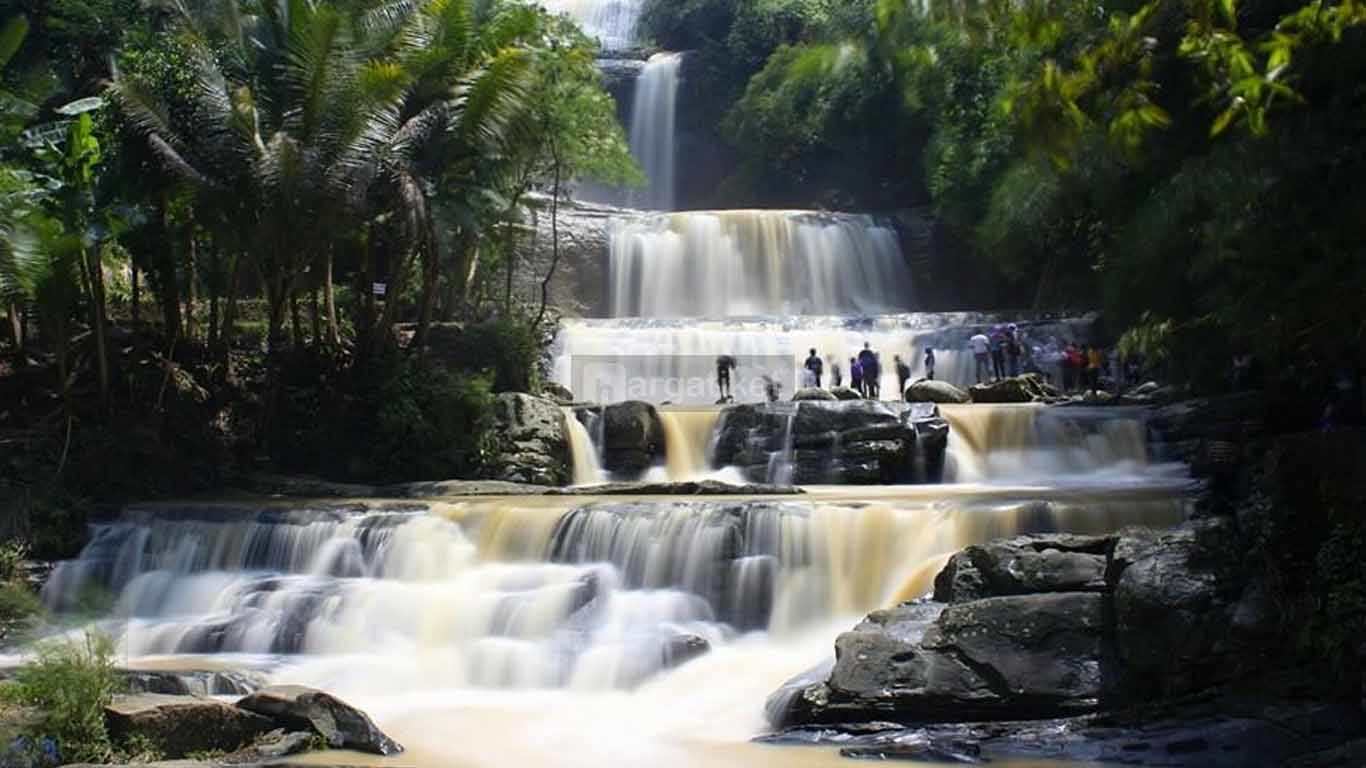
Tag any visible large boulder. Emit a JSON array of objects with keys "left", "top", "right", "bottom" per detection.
[
  {"left": 484, "top": 393, "right": 571, "bottom": 486},
  {"left": 597, "top": 401, "right": 665, "bottom": 479},
  {"left": 968, "top": 373, "right": 1060, "bottom": 403},
  {"left": 236, "top": 685, "right": 403, "bottom": 755},
  {"left": 934, "top": 534, "right": 1112, "bottom": 603},
  {"left": 1112, "top": 518, "right": 1253, "bottom": 698},
  {"left": 830, "top": 386, "right": 863, "bottom": 401},
  {"left": 777, "top": 593, "right": 1109, "bottom": 725},
  {"left": 711, "top": 401, "right": 948, "bottom": 485},
  {"left": 905, "top": 379, "right": 971, "bottom": 405},
  {"left": 541, "top": 382, "right": 575, "bottom": 405},
  {"left": 792, "top": 388, "right": 838, "bottom": 401},
  {"left": 104, "top": 694, "right": 276, "bottom": 758}
]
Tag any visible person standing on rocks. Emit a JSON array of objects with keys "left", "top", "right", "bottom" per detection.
[
  {"left": 1086, "top": 344, "right": 1104, "bottom": 393},
  {"left": 924, "top": 347, "right": 936, "bottom": 381},
  {"left": 970, "top": 330, "right": 991, "bottom": 384},
  {"left": 830, "top": 357, "right": 843, "bottom": 388},
  {"left": 1006, "top": 323, "right": 1022, "bottom": 377},
  {"left": 894, "top": 355, "right": 911, "bottom": 398},
  {"left": 850, "top": 356, "right": 864, "bottom": 397},
  {"left": 804, "top": 348, "right": 824, "bottom": 388},
  {"left": 989, "top": 327, "right": 1008, "bottom": 381},
  {"left": 716, "top": 354, "right": 737, "bottom": 402},
  {"left": 859, "top": 343, "right": 880, "bottom": 399}
]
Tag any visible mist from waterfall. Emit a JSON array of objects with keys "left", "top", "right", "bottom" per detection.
[{"left": 626, "top": 53, "right": 682, "bottom": 211}]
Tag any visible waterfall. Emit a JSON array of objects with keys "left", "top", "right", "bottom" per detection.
[
  {"left": 765, "top": 409, "right": 797, "bottom": 486},
  {"left": 608, "top": 210, "right": 913, "bottom": 318},
  {"left": 626, "top": 53, "right": 681, "bottom": 211},
  {"left": 539, "top": 0, "right": 644, "bottom": 51},
  {"left": 659, "top": 408, "right": 721, "bottom": 480},
  {"left": 939, "top": 404, "right": 1166, "bottom": 483},
  {"left": 564, "top": 408, "right": 606, "bottom": 485}
]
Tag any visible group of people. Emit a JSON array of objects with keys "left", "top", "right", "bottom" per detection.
[
  {"left": 803, "top": 343, "right": 921, "bottom": 399},
  {"left": 968, "top": 324, "right": 1027, "bottom": 384},
  {"left": 1059, "top": 341, "right": 1107, "bottom": 393}
]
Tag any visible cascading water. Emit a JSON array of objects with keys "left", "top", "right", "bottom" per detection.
[
  {"left": 626, "top": 53, "right": 682, "bottom": 211},
  {"left": 539, "top": 0, "right": 645, "bottom": 51},
  {"left": 608, "top": 211, "right": 913, "bottom": 318},
  {"left": 565, "top": 408, "right": 606, "bottom": 485},
  {"left": 658, "top": 408, "right": 721, "bottom": 480}
]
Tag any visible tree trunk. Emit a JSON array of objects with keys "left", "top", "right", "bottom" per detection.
[
  {"left": 535, "top": 143, "right": 562, "bottom": 331},
  {"left": 184, "top": 229, "right": 197, "bottom": 343},
  {"left": 7, "top": 302, "right": 21, "bottom": 351},
  {"left": 289, "top": 289, "right": 303, "bottom": 348},
  {"left": 324, "top": 249, "right": 339, "bottom": 347},
  {"left": 207, "top": 248, "right": 221, "bottom": 352},
  {"left": 130, "top": 261, "right": 140, "bottom": 323},
  {"left": 83, "top": 244, "right": 111, "bottom": 410},
  {"left": 504, "top": 231, "right": 516, "bottom": 314},
  {"left": 159, "top": 206, "right": 182, "bottom": 345},
  {"left": 309, "top": 284, "right": 321, "bottom": 345},
  {"left": 215, "top": 254, "right": 243, "bottom": 379},
  {"left": 413, "top": 230, "right": 441, "bottom": 354}
]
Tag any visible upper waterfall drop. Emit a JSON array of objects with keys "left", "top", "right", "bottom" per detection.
[
  {"left": 608, "top": 210, "right": 914, "bottom": 318},
  {"left": 626, "top": 52, "right": 682, "bottom": 211},
  {"left": 539, "top": 0, "right": 644, "bottom": 51}
]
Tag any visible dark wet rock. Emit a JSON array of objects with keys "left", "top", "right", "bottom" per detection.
[
  {"left": 483, "top": 393, "right": 571, "bottom": 487},
  {"left": 236, "top": 685, "right": 402, "bottom": 755},
  {"left": 792, "top": 388, "right": 838, "bottom": 401},
  {"left": 662, "top": 634, "right": 711, "bottom": 669},
  {"left": 122, "top": 669, "right": 266, "bottom": 697},
  {"left": 761, "top": 698, "right": 1365, "bottom": 768},
  {"left": 840, "top": 737, "right": 985, "bottom": 763},
  {"left": 830, "top": 386, "right": 863, "bottom": 400},
  {"left": 104, "top": 694, "right": 276, "bottom": 758},
  {"left": 780, "top": 594, "right": 1108, "bottom": 725},
  {"left": 1112, "top": 518, "right": 1250, "bottom": 698},
  {"left": 712, "top": 401, "right": 949, "bottom": 485},
  {"left": 598, "top": 401, "right": 666, "bottom": 479},
  {"left": 550, "top": 480, "right": 802, "bottom": 495},
  {"left": 387, "top": 479, "right": 549, "bottom": 497},
  {"left": 234, "top": 472, "right": 381, "bottom": 498},
  {"left": 541, "top": 381, "right": 575, "bottom": 405},
  {"left": 905, "top": 379, "right": 971, "bottom": 405},
  {"left": 968, "top": 373, "right": 1061, "bottom": 403},
  {"left": 218, "top": 729, "right": 316, "bottom": 763},
  {"left": 933, "top": 534, "right": 1113, "bottom": 603}
]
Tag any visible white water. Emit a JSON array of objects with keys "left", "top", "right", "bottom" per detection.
[
  {"left": 539, "top": 0, "right": 645, "bottom": 51},
  {"left": 608, "top": 211, "right": 914, "bottom": 318},
  {"left": 553, "top": 314, "right": 1095, "bottom": 404},
  {"left": 565, "top": 408, "right": 607, "bottom": 485},
  {"left": 627, "top": 53, "right": 682, "bottom": 211}
]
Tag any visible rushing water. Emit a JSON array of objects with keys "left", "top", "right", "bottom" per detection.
[
  {"left": 607, "top": 211, "right": 913, "bottom": 318},
  {"left": 539, "top": 0, "right": 645, "bottom": 51},
  {"left": 627, "top": 53, "right": 682, "bottom": 211}
]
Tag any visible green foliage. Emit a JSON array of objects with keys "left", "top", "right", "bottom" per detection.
[
  {"left": 444, "top": 317, "right": 544, "bottom": 393},
  {"left": 371, "top": 357, "right": 495, "bottom": 481},
  {"left": 10, "top": 632, "right": 121, "bottom": 764}
]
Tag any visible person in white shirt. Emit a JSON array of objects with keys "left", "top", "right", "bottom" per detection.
[{"left": 969, "top": 330, "right": 991, "bottom": 384}]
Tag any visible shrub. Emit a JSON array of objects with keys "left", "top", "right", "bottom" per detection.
[
  {"left": 0, "top": 541, "right": 26, "bottom": 583},
  {"left": 370, "top": 359, "right": 496, "bottom": 481},
  {"left": 10, "top": 633, "right": 121, "bottom": 764},
  {"left": 441, "top": 318, "right": 544, "bottom": 393}
]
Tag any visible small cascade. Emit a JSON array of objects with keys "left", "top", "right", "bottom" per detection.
[
  {"left": 627, "top": 53, "right": 682, "bottom": 211},
  {"left": 608, "top": 211, "right": 913, "bottom": 318},
  {"left": 564, "top": 408, "right": 606, "bottom": 485},
  {"left": 940, "top": 404, "right": 1162, "bottom": 483},
  {"left": 659, "top": 408, "right": 721, "bottom": 480},
  {"left": 765, "top": 409, "right": 797, "bottom": 486},
  {"left": 539, "top": 0, "right": 645, "bottom": 51}
]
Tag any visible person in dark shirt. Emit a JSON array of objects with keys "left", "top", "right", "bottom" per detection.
[
  {"left": 894, "top": 355, "right": 911, "bottom": 399},
  {"left": 924, "top": 347, "right": 936, "bottom": 381},
  {"left": 716, "top": 355, "right": 737, "bottom": 401},
  {"left": 803, "top": 348, "right": 824, "bottom": 388},
  {"left": 858, "top": 343, "right": 880, "bottom": 399},
  {"left": 850, "top": 356, "right": 863, "bottom": 396}
]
